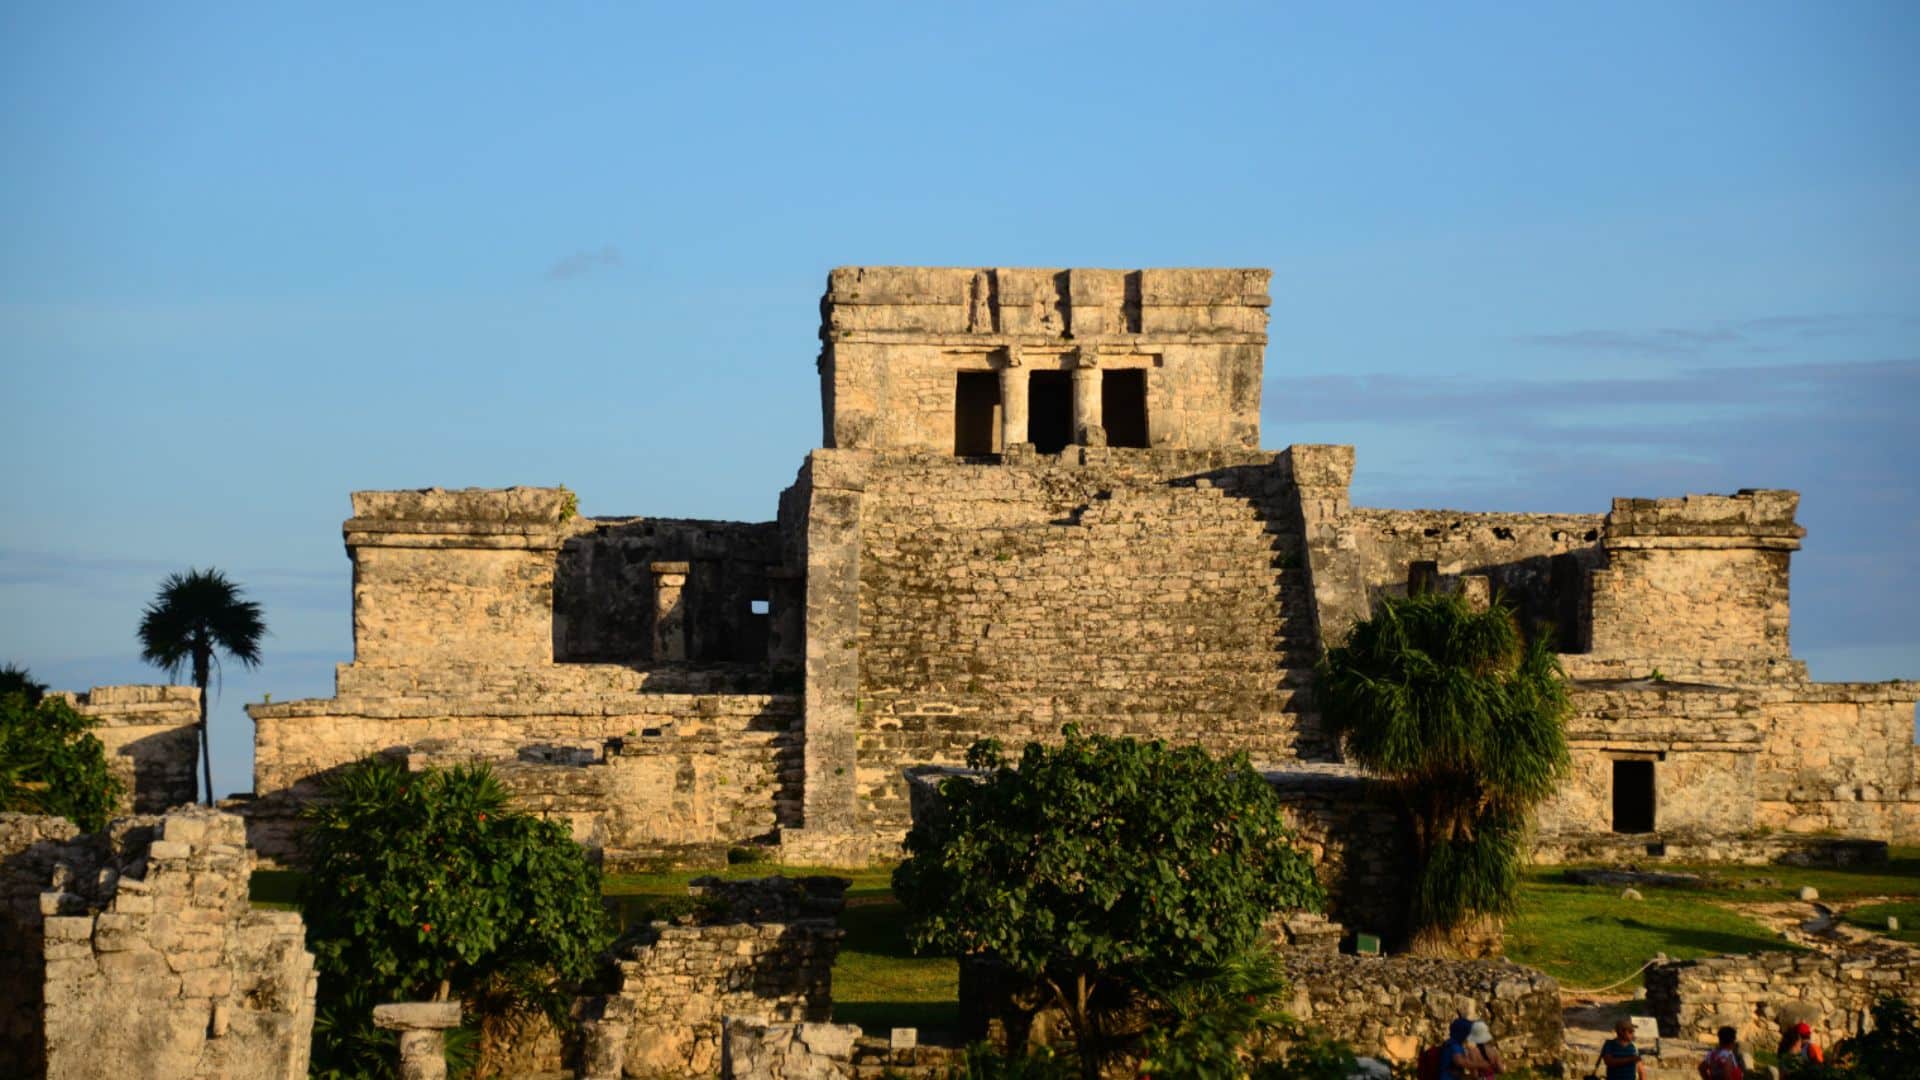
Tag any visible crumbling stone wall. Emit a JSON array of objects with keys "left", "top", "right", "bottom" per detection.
[
  {"left": 0, "top": 813, "right": 81, "bottom": 1075},
  {"left": 596, "top": 876, "right": 846, "bottom": 1078},
  {"left": 723, "top": 1020, "right": 960, "bottom": 1079},
  {"left": 2, "top": 808, "right": 316, "bottom": 1080},
  {"left": 50, "top": 684, "right": 200, "bottom": 812},
  {"left": 247, "top": 685, "right": 800, "bottom": 866},
  {"left": 1646, "top": 950, "right": 1920, "bottom": 1044},
  {"left": 554, "top": 517, "right": 781, "bottom": 664},
  {"left": 1281, "top": 955, "right": 1563, "bottom": 1071},
  {"left": 1263, "top": 765, "right": 1409, "bottom": 937},
  {"left": 1341, "top": 507, "right": 1605, "bottom": 644}
]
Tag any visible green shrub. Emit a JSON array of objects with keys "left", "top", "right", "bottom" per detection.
[
  {"left": 0, "top": 691, "right": 122, "bottom": 831},
  {"left": 896, "top": 728, "right": 1323, "bottom": 1078},
  {"left": 302, "top": 758, "right": 611, "bottom": 1077}
]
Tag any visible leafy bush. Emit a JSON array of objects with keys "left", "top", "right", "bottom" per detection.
[
  {"left": 896, "top": 728, "right": 1323, "bottom": 1077},
  {"left": 303, "top": 758, "right": 611, "bottom": 1078},
  {"left": 1140, "top": 951, "right": 1360, "bottom": 1080},
  {"left": 0, "top": 690, "right": 123, "bottom": 831},
  {"left": 944, "top": 1042, "right": 1076, "bottom": 1080}
]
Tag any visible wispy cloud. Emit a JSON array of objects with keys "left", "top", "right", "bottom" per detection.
[
  {"left": 547, "top": 245, "right": 623, "bottom": 281},
  {"left": 1510, "top": 314, "right": 1892, "bottom": 356}
]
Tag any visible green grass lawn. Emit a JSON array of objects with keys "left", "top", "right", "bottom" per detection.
[
  {"left": 1505, "top": 875, "right": 1798, "bottom": 990},
  {"left": 1842, "top": 901, "right": 1920, "bottom": 945}
]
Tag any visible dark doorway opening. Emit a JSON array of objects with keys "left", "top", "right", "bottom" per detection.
[
  {"left": 1028, "top": 371, "right": 1073, "bottom": 454},
  {"left": 1102, "top": 369, "right": 1149, "bottom": 448},
  {"left": 1612, "top": 759, "right": 1656, "bottom": 833},
  {"left": 954, "top": 372, "right": 1001, "bottom": 456}
]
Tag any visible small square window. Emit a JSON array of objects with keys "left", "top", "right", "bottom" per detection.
[{"left": 750, "top": 599, "right": 770, "bottom": 616}]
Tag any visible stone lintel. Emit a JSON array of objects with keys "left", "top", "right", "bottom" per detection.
[
  {"left": 373, "top": 1001, "right": 463, "bottom": 1031},
  {"left": 343, "top": 525, "right": 571, "bottom": 552},
  {"left": 649, "top": 561, "right": 692, "bottom": 576}
]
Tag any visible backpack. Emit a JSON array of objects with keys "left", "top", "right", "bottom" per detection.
[
  {"left": 1701, "top": 1047, "right": 1743, "bottom": 1080},
  {"left": 1417, "top": 1043, "right": 1445, "bottom": 1080}
]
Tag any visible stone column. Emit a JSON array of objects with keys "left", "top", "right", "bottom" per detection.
[
  {"left": 650, "top": 561, "right": 690, "bottom": 662},
  {"left": 580, "top": 1018, "right": 629, "bottom": 1080},
  {"left": 373, "top": 1002, "right": 462, "bottom": 1080},
  {"left": 1071, "top": 349, "right": 1104, "bottom": 446},
  {"left": 998, "top": 344, "right": 1029, "bottom": 451}
]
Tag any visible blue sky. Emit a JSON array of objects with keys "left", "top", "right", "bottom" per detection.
[{"left": 3, "top": 3, "right": 1916, "bottom": 799}]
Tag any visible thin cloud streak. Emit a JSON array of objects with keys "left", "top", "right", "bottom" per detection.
[{"left": 547, "top": 246, "right": 623, "bottom": 281}]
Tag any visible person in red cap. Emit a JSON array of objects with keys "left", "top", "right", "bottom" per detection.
[{"left": 1775, "top": 1020, "right": 1824, "bottom": 1066}]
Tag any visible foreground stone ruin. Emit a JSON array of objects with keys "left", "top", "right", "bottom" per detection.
[{"left": 0, "top": 807, "right": 316, "bottom": 1079}]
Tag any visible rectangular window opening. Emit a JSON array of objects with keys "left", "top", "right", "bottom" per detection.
[
  {"left": 749, "top": 598, "right": 770, "bottom": 616},
  {"left": 1102, "top": 369, "right": 1149, "bottom": 448},
  {"left": 1027, "top": 371, "right": 1073, "bottom": 454},
  {"left": 953, "top": 372, "right": 1002, "bottom": 456},
  {"left": 1612, "top": 759, "right": 1656, "bottom": 834}
]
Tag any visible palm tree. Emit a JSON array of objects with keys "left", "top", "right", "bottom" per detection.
[
  {"left": 138, "top": 568, "right": 266, "bottom": 806},
  {"left": 1318, "top": 590, "right": 1570, "bottom": 954}
]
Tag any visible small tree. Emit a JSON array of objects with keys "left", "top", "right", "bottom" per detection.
[
  {"left": 1318, "top": 591, "right": 1570, "bottom": 953},
  {"left": 895, "top": 728, "right": 1324, "bottom": 1078},
  {"left": 0, "top": 690, "right": 124, "bottom": 831},
  {"left": 302, "top": 758, "right": 611, "bottom": 1077},
  {"left": 138, "top": 568, "right": 266, "bottom": 805}
]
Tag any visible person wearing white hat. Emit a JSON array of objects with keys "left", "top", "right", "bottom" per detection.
[{"left": 1466, "top": 1021, "right": 1503, "bottom": 1077}]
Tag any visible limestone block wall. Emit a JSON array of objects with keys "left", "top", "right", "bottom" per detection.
[
  {"left": 247, "top": 685, "right": 801, "bottom": 865},
  {"left": 1263, "top": 765, "right": 1410, "bottom": 938},
  {"left": 1646, "top": 950, "right": 1920, "bottom": 1044},
  {"left": 4, "top": 808, "right": 316, "bottom": 1080},
  {"left": 51, "top": 684, "right": 200, "bottom": 812},
  {"left": 0, "top": 813, "right": 80, "bottom": 1076},
  {"left": 1586, "top": 492, "right": 1802, "bottom": 666},
  {"left": 554, "top": 517, "right": 781, "bottom": 664},
  {"left": 819, "top": 267, "right": 1268, "bottom": 453},
  {"left": 845, "top": 450, "right": 1319, "bottom": 836},
  {"left": 1752, "top": 684, "right": 1920, "bottom": 838},
  {"left": 599, "top": 876, "right": 845, "bottom": 1078},
  {"left": 347, "top": 487, "right": 575, "bottom": 667},
  {"left": 1280, "top": 955, "right": 1563, "bottom": 1071},
  {"left": 1532, "top": 679, "right": 1920, "bottom": 847},
  {"left": 1341, "top": 507, "right": 1606, "bottom": 645}
]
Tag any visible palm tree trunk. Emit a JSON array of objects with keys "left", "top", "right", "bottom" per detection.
[{"left": 194, "top": 646, "right": 213, "bottom": 806}]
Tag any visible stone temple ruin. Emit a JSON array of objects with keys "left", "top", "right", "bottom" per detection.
[{"left": 239, "top": 266, "right": 1919, "bottom": 878}]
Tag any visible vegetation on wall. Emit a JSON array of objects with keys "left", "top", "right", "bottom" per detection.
[
  {"left": 1319, "top": 590, "right": 1571, "bottom": 953},
  {"left": 0, "top": 683, "right": 123, "bottom": 832},
  {"left": 895, "top": 728, "right": 1325, "bottom": 1078},
  {"left": 302, "top": 758, "right": 611, "bottom": 1078}
]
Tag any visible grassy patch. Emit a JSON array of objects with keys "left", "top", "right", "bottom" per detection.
[
  {"left": 1547, "top": 848, "right": 1920, "bottom": 903},
  {"left": 603, "top": 862, "right": 956, "bottom": 1035},
  {"left": 1842, "top": 901, "right": 1920, "bottom": 945},
  {"left": 1506, "top": 877, "right": 1798, "bottom": 989}
]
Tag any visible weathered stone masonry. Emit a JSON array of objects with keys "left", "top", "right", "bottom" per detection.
[
  {"left": 244, "top": 265, "right": 1920, "bottom": 877},
  {"left": 0, "top": 808, "right": 316, "bottom": 1079},
  {"left": 50, "top": 684, "right": 200, "bottom": 813}
]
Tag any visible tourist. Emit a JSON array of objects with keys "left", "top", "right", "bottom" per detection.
[
  {"left": 1698, "top": 1025, "right": 1743, "bottom": 1080},
  {"left": 1599, "top": 1019, "right": 1646, "bottom": 1080},
  {"left": 1466, "top": 1020, "right": 1503, "bottom": 1076},
  {"left": 1432, "top": 1017, "right": 1477, "bottom": 1080},
  {"left": 1775, "top": 1021, "right": 1823, "bottom": 1068}
]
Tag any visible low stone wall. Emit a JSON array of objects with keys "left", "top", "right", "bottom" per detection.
[
  {"left": 1, "top": 807, "right": 316, "bottom": 1079},
  {"left": 52, "top": 685, "right": 200, "bottom": 812},
  {"left": 1646, "top": 950, "right": 1920, "bottom": 1044},
  {"left": 1532, "top": 831, "right": 1889, "bottom": 867},
  {"left": 723, "top": 1020, "right": 962, "bottom": 1079},
  {"left": 244, "top": 688, "right": 801, "bottom": 866},
  {"left": 1280, "top": 955, "right": 1563, "bottom": 1071},
  {"left": 596, "top": 875, "right": 848, "bottom": 1078},
  {"left": 1263, "top": 764, "right": 1409, "bottom": 939}
]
